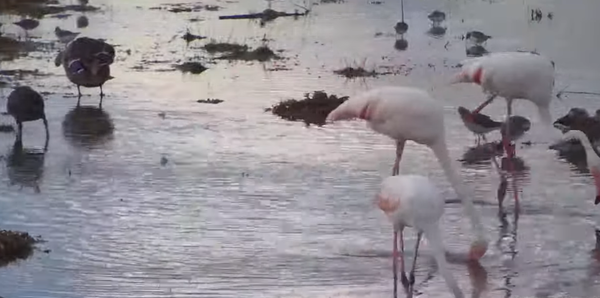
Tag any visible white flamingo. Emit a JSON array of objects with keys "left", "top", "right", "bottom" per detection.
[
  {"left": 450, "top": 51, "right": 555, "bottom": 157},
  {"left": 376, "top": 174, "right": 464, "bottom": 298},
  {"left": 561, "top": 130, "right": 600, "bottom": 204},
  {"left": 326, "top": 86, "right": 488, "bottom": 257}
]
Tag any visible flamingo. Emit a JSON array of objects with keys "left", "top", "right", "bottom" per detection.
[
  {"left": 560, "top": 130, "right": 600, "bottom": 204},
  {"left": 376, "top": 174, "right": 464, "bottom": 298},
  {"left": 450, "top": 51, "right": 555, "bottom": 158},
  {"left": 326, "top": 86, "right": 488, "bottom": 259}
]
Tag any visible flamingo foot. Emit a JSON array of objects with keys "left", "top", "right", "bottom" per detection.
[{"left": 468, "top": 240, "right": 488, "bottom": 261}]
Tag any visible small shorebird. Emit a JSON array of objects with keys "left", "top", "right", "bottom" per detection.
[
  {"left": 457, "top": 106, "right": 501, "bottom": 145},
  {"left": 13, "top": 19, "right": 39, "bottom": 38},
  {"left": 6, "top": 86, "right": 49, "bottom": 143},
  {"left": 376, "top": 175, "right": 465, "bottom": 298},
  {"left": 427, "top": 10, "right": 446, "bottom": 25},
  {"left": 55, "top": 37, "right": 116, "bottom": 105},
  {"left": 55, "top": 27, "right": 80, "bottom": 43},
  {"left": 465, "top": 31, "right": 492, "bottom": 44},
  {"left": 326, "top": 86, "right": 488, "bottom": 261}
]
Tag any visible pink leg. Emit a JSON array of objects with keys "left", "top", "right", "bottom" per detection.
[
  {"left": 393, "top": 231, "right": 398, "bottom": 298},
  {"left": 473, "top": 94, "right": 497, "bottom": 114}
]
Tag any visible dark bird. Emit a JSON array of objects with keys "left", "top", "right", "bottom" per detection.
[
  {"left": 6, "top": 86, "right": 49, "bottom": 143},
  {"left": 427, "top": 10, "right": 446, "bottom": 24},
  {"left": 55, "top": 26, "right": 80, "bottom": 43},
  {"left": 394, "top": 21, "right": 408, "bottom": 35},
  {"left": 76, "top": 16, "right": 89, "bottom": 28},
  {"left": 55, "top": 37, "right": 116, "bottom": 105},
  {"left": 13, "top": 19, "right": 39, "bottom": 38},
  {"left": 458, "top": 106, "right": 502, "bottom": 144},
  {"left": 465, "top": 31, "right": 491, "bottom": 44},
  {"left": 501, "top": 115, "right": 531, "bottom": 142}
]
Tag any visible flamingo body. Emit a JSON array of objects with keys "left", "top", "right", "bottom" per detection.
[
  {"left": 326, "top": 86, "right": 488, "bottom": 260},
  {"left": 377, "top": 175, "right": 464, "bottom": 298},
  {"left": 326, "top": 87, "right": 444, "bottom": 145},
  {"left": 453, "top": 51, "right": 555, "bottom": 124}
]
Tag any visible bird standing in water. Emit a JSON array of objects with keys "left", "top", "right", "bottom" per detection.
[
  {"left": 376, "top": 175, "right": 465, "bottom": 298},
  {"left": 6, "top": 86, "right": 49, "bottom": 143},
  {"left": 457, "top": 106, "right": 502, "bottom": 145},
  {"left": 326, "top": 86, "right": 488, "bottom": 260},
  {"left": 13, "top": 19, "right": 39, "bottom": 38},
  {"left": 451, "top": 51, "right": 555, "bottom": 159},
  {"left": 55, "top": 37, "right": 115, "bottom": 106}
]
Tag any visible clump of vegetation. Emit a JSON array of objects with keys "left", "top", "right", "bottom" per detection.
[
  {"left": 174, "top": 62, "right": 207, "bottom": 74},
  {"left": 334, "top": 66, "right": 378, "bottom": 78},
  {"left": 203, "top": 41, "right": 280, "bottom": 62},
  {"left": 267, "top": 91, "right": 349, "bottom": 126},
  {"left": 182, "top": 31, "right": 206, "bottom": 43},
  {"left": 0, "top": 230, "right": 43, "bottom": 267},
  {"left": 197, "top": 98, "right": 223, "bottom": 104}
]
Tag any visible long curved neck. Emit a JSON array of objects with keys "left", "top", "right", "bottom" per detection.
[
  {"left": 423, "top": 224, "right": 465, "bottom": 298},
  {"left": 431, "top": 140, "right": 487, "bottom": 245},
  {"left": 574, "top": 133, "right": 600, "bottom": 167}
]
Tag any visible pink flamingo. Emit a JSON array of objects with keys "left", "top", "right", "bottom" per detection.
[
  {"left": 450, "top": 51, "right": 555, "bottom": 158},
  {"left": 376, "top": 174, "right": 465, "bottom": 298},
  {"left": 325, "top": 86, "right": 487, "bottom": 294}
]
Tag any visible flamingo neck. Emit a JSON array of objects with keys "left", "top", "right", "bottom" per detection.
[
  {"left": 422, "top": 224, "right": 465, "bottom": 298},
  {"left": 472, "top": 67, "right": 483, "bottom": 85},
  {"left": 538, "top": 104, "right": 552, "bottom": 126},
  {"left": 574, "top": 133, "right": 600, "bottom": 168},
  {"left": 431, "top": 140, "right": 487, "bottom": 247}
]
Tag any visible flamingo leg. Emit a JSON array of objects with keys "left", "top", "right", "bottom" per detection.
[
  {"left": 392, "top": 140, "right": 406, "bottom": 176},
  {"left": 399, "top": 228, "right": 409, "bottom": 294},
  {"left": 406, "top": 232, "right": 422, "bottom": 298},
  {"left": 393, "top": 230, "right": 398, "bottom": 298},
  {"left": 503, "top": 98, "right": 521, "bottom": 209},
  {"left": 473, "top": 94, "right": 497, "bottom": 114}
]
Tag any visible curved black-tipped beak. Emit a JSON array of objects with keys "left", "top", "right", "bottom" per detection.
[{"left": 596, "top": 195, "right": 600, "bottom": 205}]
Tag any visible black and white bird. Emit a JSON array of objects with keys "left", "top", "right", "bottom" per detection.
[
  {"left": 427, "top": 10, "right": 446, "bottom": 25},
  {"left": 465, "top": 31, "right": 492, "bottom": 44}
]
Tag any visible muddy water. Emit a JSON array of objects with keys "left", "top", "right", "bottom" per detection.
[{"left": 1, "top": 0, "right": 600, "bottom": 297}]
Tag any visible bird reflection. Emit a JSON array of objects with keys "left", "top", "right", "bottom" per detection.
[
  {"left": 394, "top": 37, "right": 408, "bottom": 51},
  {"left": 426, "top": 25, "right": 446, "bottom": 38},
  {"left": 466, "top": 45, "right": 488, "bottom": 57},
  {"left": 62, "top": 105, "right": 114, "bottom": 149},
  {"left": 6, "top": 137, "right": 48, "bottom": 193},
  {"left": 459, "top": 141, "right": 503, "bottom": 165}
]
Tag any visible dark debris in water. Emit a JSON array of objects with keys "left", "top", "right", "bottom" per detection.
[
  {"left": 203, "top": 42, "right": 281, "bottom": 62},
  {"left": 174, "top": 62, "right": 207, "bottom": 74},
  {"left": 150, "top": 3, "right": 222, "bottom": 13},
  {"left": 0, "top": 124, "right": 15, "bottom": 133},
  {"left": 334, "top": 65, "right": 412, "bottom": 78},
  {"left": 0, "top": 230, "right": 43, "bottom": 267},
  {"left": 267, "top": 91, "right": 348, "bottom": 126},
  {"left": 197, "top": 98, "right": 223, "bottom": 104},
  {"left": 0, "top": 0, "right": 100, "bottom": 18},
  {"left": 183, "top": 31, "right": 206, "bottom": 43}
]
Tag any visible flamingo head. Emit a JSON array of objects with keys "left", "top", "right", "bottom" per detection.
[{"left": 468, "top": 239, "right": 488, "bottom": 261}]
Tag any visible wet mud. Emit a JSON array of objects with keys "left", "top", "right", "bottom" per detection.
[{"left": 267, "top": 91, "right": 348, "bottom": 126}]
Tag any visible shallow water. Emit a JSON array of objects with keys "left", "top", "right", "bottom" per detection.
[{"left": 1, "top": 0, "right": 600, "bottom": 297}]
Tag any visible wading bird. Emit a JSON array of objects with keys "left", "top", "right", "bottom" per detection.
[
  {"left": 326, "top": 86, "right": 488, "bottom": 260},
  {"left": 6, "top": 86, "right": 49, "bottom": 143},
  {"left": 55, "top": 26, "right": 80, "bottom": 43},
  {"left": 561, "top": 130, "right": 600, "bottom": 205},
  {"left": 451, "top": 51, "right": 555, "bottom": 158},
  {"left": 457, "top": 106, "right": 501, "bottom": 145},
  {"left": 55, "top": 37, "right": 115, "bottom": 105},
  {"left": 376, "top": 175, "right": 465, "bottom": 298}
]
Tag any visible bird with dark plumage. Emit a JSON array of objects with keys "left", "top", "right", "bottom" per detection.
[
  {"left": 55, "top": 37, "right": 116, "bottom": 105},
  {"left": 6, "top": 86, "right": 49, "bottom": 143},
  {"left": 13, "top": 19, "right": 39, "bottom": 37},
  {"left": 457, "top": 106, "right": 502, "bottom": 145},
  {"left": 465, "top": 31, "right": 491, "bottom": 44},
  {"left": 427, "top": 10, "right": 446, "bottom": 24}
]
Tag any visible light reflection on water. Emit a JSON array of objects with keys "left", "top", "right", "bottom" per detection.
[{"left": 1, "top": 0, "right": 600, "bottom": 297}]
